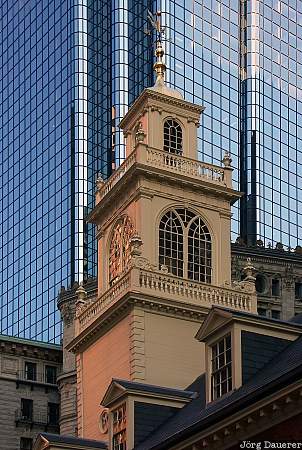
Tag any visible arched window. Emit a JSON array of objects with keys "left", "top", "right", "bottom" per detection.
[
  {"left": 188, "top": 217, "right": 212, "bottom": 283},
  {"left": 109, "top": 216, "right": 134, "bottom": 285},
  {"left": 163, "top": 119, "right": 183, "bottom": 155},
  {"left": 159, "top": 211, "right": 184, "bottom": 277},
  {"left": 159, "top": 208, "right": 212, "bottom": 283}
]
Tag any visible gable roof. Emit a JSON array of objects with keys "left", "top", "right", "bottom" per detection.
[
  {"left": 101, "top": 378, "right": 196, "bottom": 407},
  {"left": 135, "top": 335, "right": 302, "bottom": 449},
  {"left": 34, "top": 433, "right": 107, "bottom": 450},
  {"left": 196, "top": 306, "right": 302, "bottom": 341},
  {"left": 289, "top": 313, "right": 302, "bottom": 324}
]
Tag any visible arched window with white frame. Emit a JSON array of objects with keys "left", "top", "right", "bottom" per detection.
[
  {"left": 158, "top": 208, "right": 212, "bottom": 283},
  {"left": 188, "top": 217, "right": 212, "bottom": 283},
  {"left": 159, "top": 211, "right": 184, "bottom": 277},
  {"left": 163, "top": 119, "right": 183, "bottom": 155}
]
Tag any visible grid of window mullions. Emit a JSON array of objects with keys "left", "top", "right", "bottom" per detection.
[
  {"left": 159, "top": 209, "right": 212, "bottom": 282},
  {"left": 163, "top": 120, "right": 183, "bottom": 155},
  {"left": 188, "top": 219, "right": 212, "bottom": 283},
  {"left": 211, "top": 335, "right": 232, "bottom": 400},
  {"left": 159, "top": 212, "right": 184, "bottom": 277}
]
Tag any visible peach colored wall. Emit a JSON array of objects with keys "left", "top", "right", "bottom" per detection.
[{"left": 79, "top": 316, "right": 131, "bottom": 439}]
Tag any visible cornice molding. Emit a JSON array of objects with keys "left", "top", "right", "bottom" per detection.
[
  {"left": 120, "top": 88, "right": 204, "bottom": 130},
  {"left": 68, "top": 294, "right": 206, "bottom": 354},
  {"left": 0, "top": 340, "right": 62, "bottom": 361},
  {"left": 89, "top": 163, "right": 238, "bottom": 226},
  {"left": 168, "top": 380, "right": 302, "bottom": 450}
]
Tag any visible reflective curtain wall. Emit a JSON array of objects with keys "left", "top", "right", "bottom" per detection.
[
  {"left": 242, "top": 0, "right": 302, "bottom": 247},
  {"left": 0, "top": 0, "right": 73, "bottom": 341}
]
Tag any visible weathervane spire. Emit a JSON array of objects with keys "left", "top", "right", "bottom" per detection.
[
  {"left": 147, "top": 10, "right": 167, "bottom": 86},
  {"left": 146, "top": 10, "right": 182, "bottom": 99}
]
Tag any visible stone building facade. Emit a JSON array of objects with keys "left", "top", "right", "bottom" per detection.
[
  {"left": 0, "top": 335, "right": 62, "bottom": 450},
  {"left": 232, "top": 243, "right": 302, "bottom": 320},
  {"left": 57, "top": 278, "right": 97, "bottom": 437}
]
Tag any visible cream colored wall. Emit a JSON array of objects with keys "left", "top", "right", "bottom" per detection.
[
  {"left": 144, "top": 312, "right": 204, "bottom": 389},
  {"left": 97, "top": 178, "right": 232, "bottom": 293},
  {"left": 122, "top": 92, "right": 201, "bottom": 160},
  {"left": 138, "top": 181, "right": 232, "bottom": 286}
]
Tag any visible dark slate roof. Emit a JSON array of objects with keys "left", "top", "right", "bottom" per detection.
[
  {"left": 212, "top": 306, "right": 302, "bottom": 329},
  {"left": 38, "top": 433, "right": 107, "bottom": 449},
  {"left": 113, "top": 378, "right": 195, "bottom": 399},
  {"left": 135, "top": 336, "right": 302, "bottom": 450},
  {"left": 289, "top": 313, "right": 302, "bottom": 324}
]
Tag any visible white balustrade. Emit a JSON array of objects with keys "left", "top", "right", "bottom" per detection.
[
  {"left": 97, "top": 145, "right": 227, "bottom": 202},
  {"left": 77, "top": 267, "right": 254, "bottom": 334}
]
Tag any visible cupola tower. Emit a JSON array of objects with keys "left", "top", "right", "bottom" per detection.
[{"left": 68, "top": 42, "right": 256, "bottom": 440}]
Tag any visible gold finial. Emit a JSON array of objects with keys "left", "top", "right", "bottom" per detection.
[{"left": 153, "top": 40, "right": 166, "bottom": 87}]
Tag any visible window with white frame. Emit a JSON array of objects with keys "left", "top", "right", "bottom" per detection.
[
  {"left": 159, "top": 208, "right": 212, "bottom": 282},
  {"left": 112, "top": 403, "right": 126, "bottom": 450},
  {"left": 163, "top": 119, "right": 183, "bottom": 155},
  {"left": 159, "top": 210, "right": 184, "bottom": 277},
  {"left": 211, "top": 334, "right": 232, "bottom": 400}
]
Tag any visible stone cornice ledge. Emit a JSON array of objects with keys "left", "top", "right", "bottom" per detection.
[
  {"left": 67, "top": 294, "right": 206, "bottom": 354},
  {"left": 120, "top": 88, "right": 204, "bottom": 130}
]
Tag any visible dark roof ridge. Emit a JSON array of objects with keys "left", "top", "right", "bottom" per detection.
[
  {"left": 37, "top": 432, "right": 107, "bottom": 449},
  {"left": 112, "top": 378, "right": 196, "bottom": 398},
  {"left": 135, "top": 336, "right": 302, "bottom": 450}
]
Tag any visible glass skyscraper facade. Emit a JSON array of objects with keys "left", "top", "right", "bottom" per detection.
[
  {"left": 0, "top": 0, "right": 107, "bottom": 342},
  {"left": 0, "top": 0, "right": 301, "bottom": 342}
]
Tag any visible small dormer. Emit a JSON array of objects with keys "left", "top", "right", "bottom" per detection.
[
  {"left": 101, "top": 379, "right": 195, "bottom": 450},
  {"left": 195, "top": 307, "right": 302, "bottom": 404}
]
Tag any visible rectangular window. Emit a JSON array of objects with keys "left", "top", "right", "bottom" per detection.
[
  {"left": 45, "top": 365, "right": 57, "bottom": 384},
  {"left": 112, "top": 403, "right": 126, "bottom": 450},
  {"left": 295, "top": 282, "right": 302, "bottom": 299},
  {"left": 21, "top": 398, "right": 33, "bottom": 421},
  {"left": 20, "top": 437, "right": 33, "bottom": 450},
  {"left": 25, "top": 361, "right": 37, "bottom": 381},
  {"left": 271, "top": 278, "right": 280, "bottom": 296},
  {"left": 271, "top": 310, "right": 281, "bottom": 319},
  {"left": 258, "top": 308, "right": 267, "bottom": 316},
  {"left": 211, "top": 334, "right": 232, "bottom": 400},
  {"left": 48, "top": 402, "right": 60, "bottom": 425}
]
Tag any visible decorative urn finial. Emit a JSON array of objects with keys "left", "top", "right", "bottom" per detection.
[
  {"left": 96, "top": 173, "right": 105, "bottom": 191},
  {"left": 222, "top": 151, "right": 232, "bottom": 167},
  {"left": 75, "top": 282, "right": 87, "bottom": 307},
  {"left": 243, "top": 257, "right": 256, "bottom": 283},
  {"left": 135, "top": 122, "right": 146, "bottom": 143}
]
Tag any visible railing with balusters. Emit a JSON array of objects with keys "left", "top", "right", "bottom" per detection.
[
  {"left": 139, "top": 269, "right": 252, "bottom": 311},
  {"left": 77, "top": 266, "right": 255, "bottom": 334},
  {"left": 144, "top": 147, "right": 225, "bottom": 183},
  {"left": 96, "top": 144, "right": 228, "bottom": 202}
]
